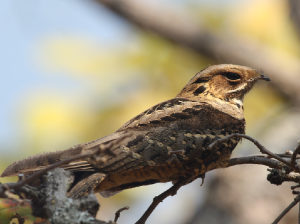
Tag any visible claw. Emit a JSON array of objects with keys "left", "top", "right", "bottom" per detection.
[{"left": 199, "top": 173, "right": 206, "bottom": 186}]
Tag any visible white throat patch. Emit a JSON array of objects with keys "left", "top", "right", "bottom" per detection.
[{"left": 233, "top": 98, "right": 243, "bottom": 108}]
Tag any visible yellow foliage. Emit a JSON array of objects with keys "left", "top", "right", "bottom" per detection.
[
  {"left": 20, "top": 92, "right": 96, "bottom": 151},
  {"left": 244, "top": 84, "right": 286, "bottom": 127},
  {"left": 230, "top": 0, "right": 300, "bottom": 56},
  {"left": 37, "top": 37, "right": 108, "bottom": 76}
]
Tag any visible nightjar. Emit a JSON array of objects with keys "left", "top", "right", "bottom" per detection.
[{"left": 1, "top": 64, "right": 270, "bottom": 199}]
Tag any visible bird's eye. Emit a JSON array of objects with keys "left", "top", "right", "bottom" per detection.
[{"left": 225, "top": 72, "right": 241, "bottom": 81}]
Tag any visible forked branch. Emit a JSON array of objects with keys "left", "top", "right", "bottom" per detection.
[
  {"left": 208, "top": 134, "right": 300, "bottom": 173},
  {"left": 135, "top": 176, "right": 193, "bottom": 224}
]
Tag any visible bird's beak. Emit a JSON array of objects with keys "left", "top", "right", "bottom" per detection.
[{"left": 259, "top": 74, "right": 271, "bottom": 81}]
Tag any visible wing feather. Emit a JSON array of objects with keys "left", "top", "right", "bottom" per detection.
[
  {"left": 1, "top": 97, "right": 205, "bottom": 177},
  {"left": 117, "top": 97, "right": 205, "bottom": 131}
]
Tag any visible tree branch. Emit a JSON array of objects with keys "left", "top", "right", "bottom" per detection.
[
  {"left": 288, "top": 0, "right": 300, "bottom": 41},
  {"left": 96, "top": 0, "right": 300, "bottom": 103},
  {"left": 114, "top": 206, "right": 130, "bottom": 222},
  {"left": 291, "top": 141, "right": 300, "bottom": 168},
  {"left": 226, "top": 156, "right": 289, "bottom": 170},
  {"left": 135, "top": 176, "right": 193, "bottom": 224},
  {"left": 208, "top": 134, "right": 299, "bottom": 172},
  {"left": 272, "top": 194, "right": 300, "bottom": 224}
]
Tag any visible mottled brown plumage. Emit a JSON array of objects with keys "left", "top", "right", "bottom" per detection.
[{"left": 1, "top": 64, "right": 270, "bottom": 198}]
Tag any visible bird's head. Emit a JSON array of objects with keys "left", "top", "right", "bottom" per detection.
[{"left": 177, "top": 64, "right": 270, "bottom": 108}]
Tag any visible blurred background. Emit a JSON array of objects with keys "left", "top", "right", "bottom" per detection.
[{"left": 1, "top": 0, "right": 300, "bottom": 223}]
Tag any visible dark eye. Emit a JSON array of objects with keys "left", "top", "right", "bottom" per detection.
[{"left": 225, "top": 72, "right": 241, "bottom": 81}]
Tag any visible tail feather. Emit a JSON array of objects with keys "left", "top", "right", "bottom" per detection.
[
  {"left": 1, "top": 131, "right": 124, "bottom": 177},
  {"left": 1, "top": 145, "right": 83, "bottom": 177}
]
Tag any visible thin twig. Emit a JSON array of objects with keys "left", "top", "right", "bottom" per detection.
[
  {"left": 272, "top": 194, "right": 300, "bottom": 224},
  {"left": 299, "top": 199, "right": 300, "bottom": 224},
  {"left": 135, "top": 176, "right": 193, "bottom": 224},
  {"left": 291, "top": 141, "right": 300, "bottom": 167},
  {"left": 199, "top": 173, "right": 206, "bottom": 186},
  {"left": 208, "top": 134, "right": 300, "bottom": 172},
  {"left": 226, "top": 156, "right": 290, "bottom": 171},
  {"left": 245, "top": 153, "right": 300, "bottom": 159},
  {"left": 114, "top": 206, "right": 130, "bottom": 222},
  {"left": 292, "top": 185, "right": 300, "bottom": 190}
]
